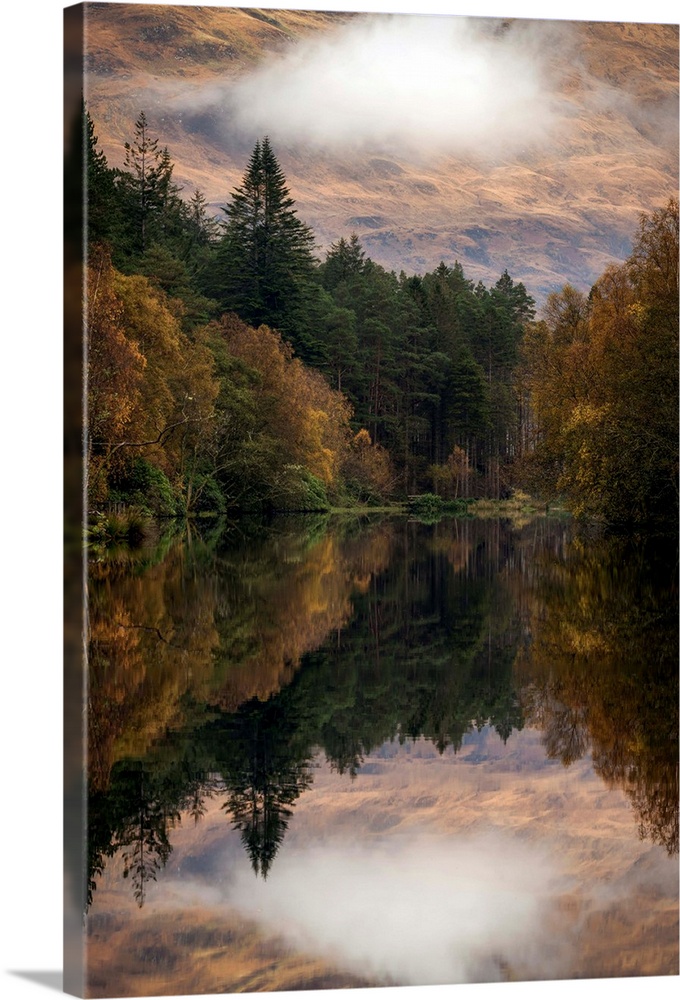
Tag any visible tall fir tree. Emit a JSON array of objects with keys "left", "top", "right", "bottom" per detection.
[{"left": 207, "top": 138, "right": 318, "bottom": 353}]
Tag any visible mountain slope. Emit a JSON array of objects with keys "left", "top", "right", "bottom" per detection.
[{"left": 82, "top": 4, "right": 678, "bottom": 300}]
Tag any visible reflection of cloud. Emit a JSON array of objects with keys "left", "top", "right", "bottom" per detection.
[
  {"left": 198, "top": 16, "right": 569, "bottom": 159},
  {"left": 199, "top": 831, "right": 568, "bottom": 985}
]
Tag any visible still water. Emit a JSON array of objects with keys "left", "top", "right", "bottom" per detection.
[{"left": 84, "top": 515, "right": 678, "bottom": 996}]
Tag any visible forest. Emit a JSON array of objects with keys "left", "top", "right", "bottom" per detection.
[{"left": 77, "top": 107, "right": 679, "bottom": 529}]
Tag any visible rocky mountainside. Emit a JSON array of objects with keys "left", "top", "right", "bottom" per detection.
[{"left": 82, "top": 3, "right": 678, "bottom": 301}]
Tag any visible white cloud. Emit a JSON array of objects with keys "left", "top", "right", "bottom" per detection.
[{"left": 222, "top": 15, "right": 568, "bottom": 159}]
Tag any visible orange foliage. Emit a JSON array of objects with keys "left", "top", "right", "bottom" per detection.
[
  {"left": 87, "top": 524, "right": 396, "bottom": 789},
  {"left": 342, "top": 427, "right": 395, "bottom": 498},
  {"left": 86, "top": 248, "right": 220, "bottom": 505},
  {"left": 112, "top": 271, "right": 218, "bottom": 476},
  {"left": 210, "top": 314, "right": 352, "bottom": 487},
  {"left": 86, "top": 247, "right": 146, "bottom": 500}
]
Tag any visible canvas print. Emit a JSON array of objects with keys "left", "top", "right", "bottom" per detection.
[{"left": 63, "top": 2, "right": 679, "bottom": 997}]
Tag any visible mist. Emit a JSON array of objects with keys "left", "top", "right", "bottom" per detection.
[
  {"left": 208, "top": 15, "right": 571, "bottom": 159},
  {"left": 171, "top": 830, "right": 571, "bottom": 986}
]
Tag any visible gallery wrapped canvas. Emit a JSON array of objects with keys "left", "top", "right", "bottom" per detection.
[{"left": 64, "top": 2, "right": 678, "bottom": 998}]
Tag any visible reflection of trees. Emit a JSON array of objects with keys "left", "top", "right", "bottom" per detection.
[
  {"left": 120, "top": 776, "right": 175, "bottom": 908},
  {"left": 88, "top": 762, "right": 177, "bottom": 908},
  {"left": 87, "top": 518, "right": 526, "bottom": 905},
  {"left": 87, "top": 517, "right": 393, "bottom": 899},
  {"left": 630, "top": 768, "right": 678, "bottom": 857},
  {"left": 87, "top": 543, "right": 223, "bottom": 794},
  {"left": 87, "top": 517, "right": 678, "bottom": 911},
  {"left": 515, "top": 532, "right": 678, "bottom": 856},
  {"left": 87, "top": 518, "right": 393, "bottom": 794},
  {"left": 209, "top": 699, "right": 314, "bottom": 879}
]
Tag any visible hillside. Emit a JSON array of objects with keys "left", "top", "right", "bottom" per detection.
[{"left": 82, "top": 4, "right": 678, "bottom": 300}]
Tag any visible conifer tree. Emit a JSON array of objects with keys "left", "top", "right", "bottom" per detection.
[
  {"left": 321, "top": 233, "right": 366, "bottom": 291},
  {"left": 117, "top": 112, "right": 182, "bottom": 256},
  {"left": 208, "top": 137, "right": 317, "bottom": 346},
  {"left": 83, "top": 105, "right": 117, "bottom": 247},
  {"left": 185, "top": 188, "right": 220, "bottom": 248}
]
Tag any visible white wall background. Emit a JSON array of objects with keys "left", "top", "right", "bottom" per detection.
[{"left": 0, "top": 2, "right": 676, "bottom": 999}]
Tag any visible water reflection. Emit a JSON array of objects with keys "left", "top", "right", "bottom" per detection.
[
  {"left": 86, "top": 516, "right": 678, "bottom": 918},
  {"left": 515, "top": 530, "right": 679, "bottom": 856}
]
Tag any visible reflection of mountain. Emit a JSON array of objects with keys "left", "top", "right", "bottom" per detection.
[{"left": 515, "top": 531, "right": 679, "bottom": 857}]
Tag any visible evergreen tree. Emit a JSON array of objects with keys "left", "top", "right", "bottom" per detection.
[
  {"left": 207, "top": 137, "right": 318, "bottom": 352},
  {"left": 184, "top": 188, "right": 220, "bottom": 249},
  {"left": 83, "top": 104, "right": 117, "bottom": 247},
  {"left": 321, "top": 233, "right": 366, "bottom": 291},
  {"left": 116, "top": 112, "right": 182, "bottom": 257}
]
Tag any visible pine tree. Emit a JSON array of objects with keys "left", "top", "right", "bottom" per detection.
[
  {"left": 117, "top": 112, "right": 181, "bottom": 257},
  {"left": 185, "top": 188, "right": 220, "bottom": 248},
  {"left": 321, "top": 233, "right": 366, "bottom": 291},
  {"left": 208, "top": 137, "right": 317, "bottom": 346},
  {"left": 83, "top": 105, "right": 117, "bottom": 247}
]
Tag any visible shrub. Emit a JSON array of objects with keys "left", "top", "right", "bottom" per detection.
[
  {"left": 88, "top": 507, "right": 149, "bottom": 547},
  {"left": 409, "top": 493, "right": 444, "bottom": 516},
  {"left": 113, "top": 458, "right": 183, "bottom": 517},
  {"left": 188, "top": 474, "right": 227, "bottom": 515},
  {"left": 272, "top": 465, "right": 330, "bottom": 511}
]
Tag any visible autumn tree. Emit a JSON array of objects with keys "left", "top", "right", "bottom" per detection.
[
  {"left": 204, "top": 315, "right": 353, "bottom": 510},
  {"left": 342, "top": 428, "right": 395, "bottom": 502},
  {"left": 519, "top": 199, "right": 678, "bottom": 525},
  {"left": 86, "top": 246, "right": 146, "bottom": 503},
  {"left": 86, "top": 248, "right": 220, "bottom": 513}
]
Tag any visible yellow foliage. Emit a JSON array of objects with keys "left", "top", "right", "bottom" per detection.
[
  {"left": 87, "top": 523, "right": 397, "bottom": 787},
  {"left": 211, "top": 315, "right": 353, "bottom": 490},
  {"left": 520, "top": 198, "right": 678, "bottom": 523}
]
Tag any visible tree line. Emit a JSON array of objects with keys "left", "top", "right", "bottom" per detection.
[{"left": 81, "top": 106, "right": 678, "bottom": 526}]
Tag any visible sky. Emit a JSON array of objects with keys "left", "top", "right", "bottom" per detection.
[{"left": 1, "top": 3, "right": 678, "bottom": 1000}]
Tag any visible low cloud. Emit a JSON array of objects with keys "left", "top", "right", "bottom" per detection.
[{"left": 223, "top": 15, "right": 566, "bottom": 159}]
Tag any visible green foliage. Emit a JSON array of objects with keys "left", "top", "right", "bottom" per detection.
[
  {"left": 83, "top": 104, "right": 118, "bottom": 248},
  {"left": 408, "top": 493, "right": 469, "bottom": 522},
  {"left": 85, "top": 110, "right": 675, "bottom": 519},
  {"left": 112, "top": 458, "right": 185, "bottom": 517},
  {"left": 187, "top": 474, "right": 227, "bottom": 515},
  {"left": 86, "top": 109, "right": 538, "bottom": 505},
  {"left": 87, "top": 507, "right": 150, "bottom": 548},
  {"left": 136, "top": 244, "right": 219, "bottom": 330},
  {"left": 205, "top": 137, "right": 319, "bottom": 356},
  {"left": 409, "top": 492, "right": 444, "bottom": 516},
  {"left": 86, "top": 518, "right": 529, "bottom": 897},
  {"left": 116, "top": 112, "right": 185, "bottom": 258},
  {"left": 320, "top": 233, "right": 366, "bottom": 291},
  {"left": 271, "top": 465, "right": 330, "bottom": 512}
]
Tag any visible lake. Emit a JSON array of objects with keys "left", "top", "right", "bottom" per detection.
[{"left": 83, "top": 514, "right": 678, "bottom": 996}]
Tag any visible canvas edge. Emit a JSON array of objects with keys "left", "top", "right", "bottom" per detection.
[{"left": 64, "top": 3, "right": 88, "bottom": 997}]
